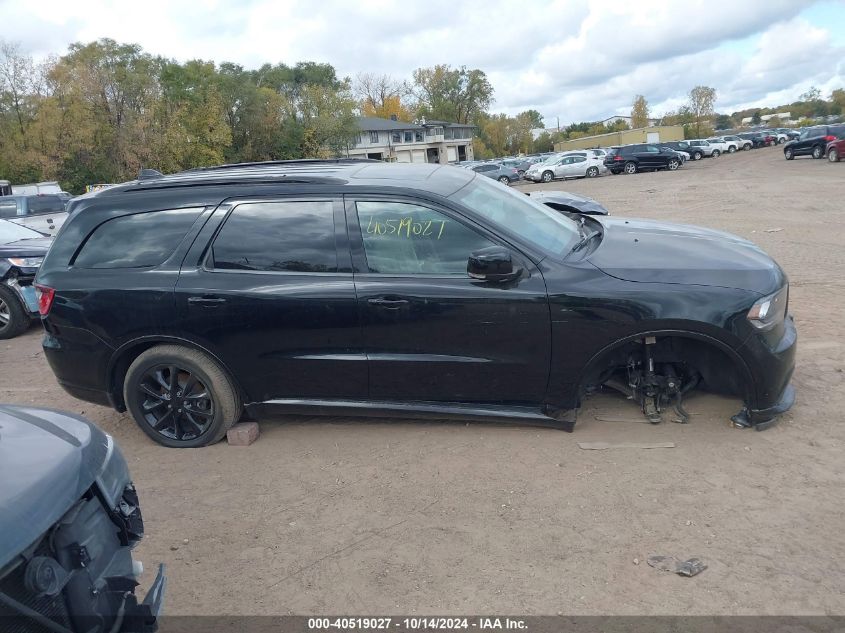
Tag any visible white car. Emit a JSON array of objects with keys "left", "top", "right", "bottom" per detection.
[
  {"left": 706, "top": 137, "right": 732, "bottom": 154},
  {"left": 524, "top": 153, "right": 607, "bottom": 182},
  {"left": 721, "top": 135, "right": 752, "bottom": 151},
  {"left": 686, "top": 139, "right": 720, "bottom": 159}
]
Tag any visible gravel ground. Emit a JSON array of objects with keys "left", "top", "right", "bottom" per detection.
[{"left": 2, "top": 145, "right": 844, "bottom": 615}]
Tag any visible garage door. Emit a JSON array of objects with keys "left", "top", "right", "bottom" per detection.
[
  {"left": 446, "top": 146, "right": 457, "bottom": 162},
  {"left": 646, "top": 132, "right": 660, "bottom": 143},
  {"left": 411, "top": 150, "right": 426, "bottom": 163},
  {"left": 395, "top": 151, "right": 412, "bottom": 163}
]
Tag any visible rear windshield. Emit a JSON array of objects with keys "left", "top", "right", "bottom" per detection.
[{"left": 27, "top": 195, "right": 65, "bottom": 215}]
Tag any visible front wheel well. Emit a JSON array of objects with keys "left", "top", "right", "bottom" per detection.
[{"left": 579, "top": 334, "right": 754, "bottom": 404}]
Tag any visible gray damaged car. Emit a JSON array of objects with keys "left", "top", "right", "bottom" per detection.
[{"left": 0, "top": 405, "right": 165, "bottom": 632}]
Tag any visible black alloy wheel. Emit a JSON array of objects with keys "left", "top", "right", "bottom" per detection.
[{"left": 135, "top": 364, "right": 215, "bottom": 442}]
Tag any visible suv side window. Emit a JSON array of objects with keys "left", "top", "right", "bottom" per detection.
[
  {"left": 211, "top": 201, "right": 337, "bottom": 273},
  {"left": 0, "top": 200, "right": 18, "bottom": 218},
  {"left": 646, "top": 145, "right": 660, "bottom": 153},
  {"left": 356, "top": 201, "right": 495, "bottom": 275},
  {"left": 74, "top": 207, "right": 204, "bottom": 269},
  {"left": 26, "top": 195, "right": 65, "bottom": 215}
]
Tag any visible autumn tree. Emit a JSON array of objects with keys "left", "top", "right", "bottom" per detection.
[
  {"left": 354, "top": 72, "right": 413, "bottom": 121},
  {"left": 411, "top": 65, "right": 493, "bottom": 124},
  {"left": 630, "top": 95, "right": 650, "bottom": 128},
  {"left": 687, "top": 85, "right": 716, "bottom": 138}
]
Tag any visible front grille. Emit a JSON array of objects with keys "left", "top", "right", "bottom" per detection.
[{"left": 0, "top": 560, "right": 73, "bottom": 633}]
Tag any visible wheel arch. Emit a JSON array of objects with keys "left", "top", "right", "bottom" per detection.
[
  {"left": 106, "top": 335, "right": 248, "bottom": 411},
  {"left": 575, "top": 328, "right": 756, "bottom": 405}
]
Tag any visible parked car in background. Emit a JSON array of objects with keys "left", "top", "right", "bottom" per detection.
[
  {"left": 36, "top": 160, "right": 796, "bottom": 445},
  {"left": 588, "top": 148, "right": 608, "bottom": 159},
  {"left": 826, "top": 137, "right": 845, "bottom": 162},
  {"left": 0, "top": 194, "right": 69, "bottom": 235},
  {"left": 0, "top": 404, "right": 165, "bottom": 631},
  {"left": 783, "top": 124, "right": 845, "bottom": 160},
  {"left": 604, "top": 144, "right": 682, "bottom": 174},
  {"left": 11, "top": 181, "right": 62, "bottom": 196},
  {"left": 524, "top": 153, "right": 606, "bottom": 182},
  {"left": 502, "top": 157, "right": 541, "bottom": 176},
  {"left": 706, "top": 137, "right": 732, "bottom": 154},
  {"left": 722, "top": 135, "right": 753, "bottom": 151},
  {"left": 0, "top": 180, "right": 11, "bottom": 196},
  {"left": 687, "top": 140, "right": 720, "bottom": 159},
  {"left": 737, "top": 132, "right": 768, "bottom": 149},
  {"left": 527, "top": 190, "right": 610, "bottom": 216},
  {"left": 0, "top": 220, "right": 50, "bottom": 338},
  {"left": 661, "top": 146, "right": 688, "bottom": 163},
  {"left": 775, "top": 128, "right": 800, "bottom": 141},
  {"left": 472, "top": 162, "right": 521, "bottom": 184}
]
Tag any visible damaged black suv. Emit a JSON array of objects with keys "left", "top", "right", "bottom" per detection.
[{"left": 36, "top": 160, "right": 795, "bottom": 447}]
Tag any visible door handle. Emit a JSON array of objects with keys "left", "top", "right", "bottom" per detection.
[
  {"left": 368, "top": 297, "right": 409, "bottom": 309},
  {"left": 188, "top": 295, "right": 227, "bottom": 306}
]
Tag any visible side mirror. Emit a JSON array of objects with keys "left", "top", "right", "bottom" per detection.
[{"left": 467, "top": 246, "right": 521, "bottom": 282}]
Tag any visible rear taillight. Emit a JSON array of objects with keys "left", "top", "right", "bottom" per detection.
[
  {"left": 824, "top": 135, "right": 836, "bottom": 142},
  {"left": 613, "top": 155, "right": 623, "bottom": 161},
  {"left": 35, "top": 284, "right": 55, "bottom": 316}
]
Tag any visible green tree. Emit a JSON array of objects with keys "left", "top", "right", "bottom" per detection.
[
  {"left": 714, "top": 114, "right": 733, "bottom": 130},
  {"left": 687, "top": 86, "right": 717, "bottom": 138},
  {"left": 630, "top": 95, "right": 649, "bottom": 128},
  {"left": 412, "top": 65, "right": 493, "bottom": 124}
]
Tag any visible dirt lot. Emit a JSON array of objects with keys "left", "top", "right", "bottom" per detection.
[{"left": 3, "top": 146, "right": 845, "bottom": 616}]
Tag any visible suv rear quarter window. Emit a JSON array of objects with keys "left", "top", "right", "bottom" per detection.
[
  {"left": 210, "top": 200, "right": 337, "bottom": 273},
  {"left": 74, "top": 207, "right": 204, "bottom": 269}
]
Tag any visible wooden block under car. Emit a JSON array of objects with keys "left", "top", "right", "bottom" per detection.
[{"left": 227, "top": 422, "right": 260, "bottom": 446}]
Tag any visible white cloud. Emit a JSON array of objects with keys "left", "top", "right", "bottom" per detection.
[{"left": 2, "top": 0, "right": 843, "bottom": 124}]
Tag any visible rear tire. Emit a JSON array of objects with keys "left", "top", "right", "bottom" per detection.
[
  {"left": 712, "top": 149, "right": 721, "bottom": 158},
  {"left": 692, "top": 151, "right": 703, "bottom": 160},
  {"left": 784, "top": 148, "right": 794, "bottom": 160},
  {"left": 624, "top": 161, "right": 637, "bottom": 175},
  {"left": 124, "top": 345, "right": 242, "bottom": 448},
  {"left": 498, "top": 176, "right": 510, "bottom": 185},
  {"left": 829, "top": 148, "right": 840, "bottom": 163},
  {"left": 586, "top": 166, "right": 599, "bottom": 178},
  {"left": 812, "top": 145, "right": 823, "bottom": 159},
  {"left": 0, "top": 285, "right": 30, "bottom": 340},
  {"left": 728, "top": 145, "right": 736, "bottom": 153}
]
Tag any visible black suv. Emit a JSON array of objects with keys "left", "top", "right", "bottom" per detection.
[
  {"left": 783, "top": 124, "right": 845, "bottom": 160},
  {"left": 37, "top": 160, "right": 795, "bottom": 447},
  {"left": 603, "top": 144, "right": 682, "bottom": 174}
]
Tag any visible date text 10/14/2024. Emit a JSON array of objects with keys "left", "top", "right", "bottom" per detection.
[{"left": 308, "top": 617, "right": 528, "bottom": 630}]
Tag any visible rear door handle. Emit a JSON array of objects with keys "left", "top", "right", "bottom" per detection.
[
  {"left": 188, "top": 295, "right": 227, "bottom": 306},
  {"left": 367, "top": 297, "right": 409, "bottom": 309}
]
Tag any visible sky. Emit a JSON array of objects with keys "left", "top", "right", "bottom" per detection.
[{"left": 3, "top": 0, "right": 844, "bottom": 126}]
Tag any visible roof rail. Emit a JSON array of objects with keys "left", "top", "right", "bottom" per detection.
[{"left": 183, "top": 158, "right": 380, "bottom": 173}]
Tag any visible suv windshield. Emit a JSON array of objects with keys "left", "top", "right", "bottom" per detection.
[{"left": 449, "top": 175, "right": 579, "bottom": 256}]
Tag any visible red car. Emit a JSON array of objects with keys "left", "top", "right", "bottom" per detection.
[{"left": 826, "top": 138, "right": 845, "bottom": 162}]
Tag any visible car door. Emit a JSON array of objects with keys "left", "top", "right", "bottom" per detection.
[
  {"left": 555, "top": 156, "right": 574, "bottom": 178},
  {"left": 569, "top": 155, "right": 588, "bottom": 176},
  {"left": 174, "top": 196, "right": 366, "bottom": 403},
  {"left": 346, "top": 195, "right": 551, "bottom": 404}
]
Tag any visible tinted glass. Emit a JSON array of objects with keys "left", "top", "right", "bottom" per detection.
[
  {"left": 212, "top": 201, "right": 336, "bottom": 273},
  {"left": 831, "top": 125, "right": 845, "bottom": 138},
  {"left": 27, "top": 195, "right": 65, "bottom": 215},
  {"left": 0, "top": 200, "right": 18, "bottom": 218},
  {"left": 75, "top": 208, "right": 203, "bottom": 269},
  {"left": 357, "top": 201, "right": 494, "bottom": 275},
  {"left": 573, "top": 156, "right": 587, "bottom": 163},
  {"left": 449, "top": 175, "right": 578, "bottom": 255}
]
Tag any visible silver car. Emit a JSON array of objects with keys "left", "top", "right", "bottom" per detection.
[{"left": 524, "top": 153, "right": 607, "bottom": 183}]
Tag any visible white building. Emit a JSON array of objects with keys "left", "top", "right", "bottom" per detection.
[{"left": 345, "top": 116, "right": 475, "bottom": 163}]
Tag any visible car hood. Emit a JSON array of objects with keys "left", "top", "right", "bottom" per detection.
[
  {"left": 587, "top": 217, "right": 785, "bottom": 293},
  {"left": 0, "top": 237, "right": 52, "bottom": 257},
  {"left": 0, "top": 405, "right": 115, "bottom": 569}
]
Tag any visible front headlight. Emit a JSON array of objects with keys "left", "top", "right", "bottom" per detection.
[
  {"left": 747, "top": 285, "right": 788, "bottom": 329},
  {"left": 7, "top": 256, "right": 43, "bottom": 267}
]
